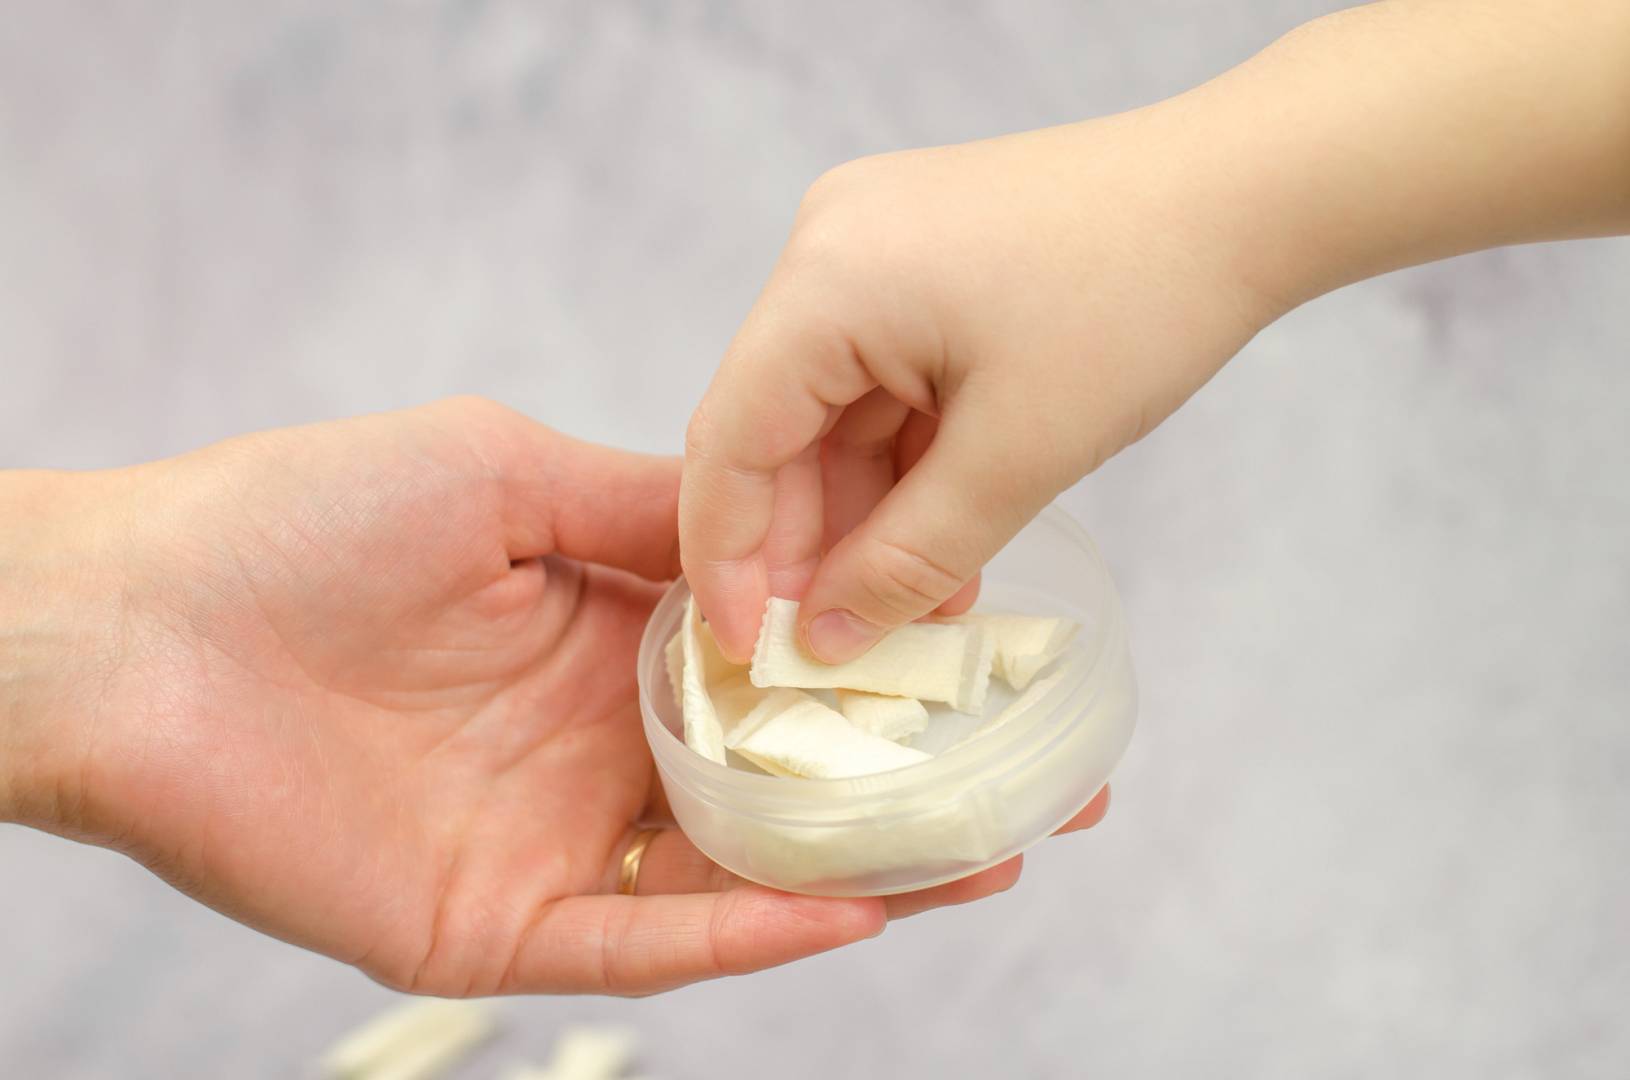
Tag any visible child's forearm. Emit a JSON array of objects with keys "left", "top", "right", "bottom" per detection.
[{"left": 1161, "top": 0, "right": 1630, "bottom": 309}]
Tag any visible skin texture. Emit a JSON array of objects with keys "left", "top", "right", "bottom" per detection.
[
  {"left": 0, "top": 398, "right": 1109, "bottom": 996},
  {"left": 680, "top": 0, "right": 1630, "bottom": 664}
]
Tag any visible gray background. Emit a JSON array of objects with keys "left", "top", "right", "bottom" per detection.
[{"left": 3, "top": 2, "right": 1627, "bottom": 1077}]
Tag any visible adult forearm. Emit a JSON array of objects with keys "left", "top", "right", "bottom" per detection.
[{"left": 1162, "top": 0, "right": 1630, "bottom": 309}]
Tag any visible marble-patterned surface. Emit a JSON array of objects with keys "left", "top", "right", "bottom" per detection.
[{"left": 2, "top": 2, "right": 1626, "bottom": 1076}]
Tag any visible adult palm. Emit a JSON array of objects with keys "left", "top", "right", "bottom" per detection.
[{"left": 45, "top": 398, "right": 1100, "bottom": 996}]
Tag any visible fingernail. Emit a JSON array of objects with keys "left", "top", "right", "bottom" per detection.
[
  {"left": 696, "top": 565, "right": 763, "bottom": 664},
  {"left": 805, "top": 609, "right": 881, "bottom": 663},
  {"left": 716, "top": 616, "right": 761, "bottom": 666}
]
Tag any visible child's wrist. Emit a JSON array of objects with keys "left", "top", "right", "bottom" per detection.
[{"left": 0, "top": 472, "right": 129, "bottom": 830}]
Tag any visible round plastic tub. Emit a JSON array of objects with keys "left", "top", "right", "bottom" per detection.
[{"left": 636, "top": 504, "right": 1137, "bottom": 897}]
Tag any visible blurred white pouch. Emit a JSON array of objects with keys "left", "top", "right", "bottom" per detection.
[{"left": 319, "top": 999, "right": 494, "bottom": 1080}]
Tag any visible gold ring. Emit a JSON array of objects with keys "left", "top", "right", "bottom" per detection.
[{"left": 618, "top": 828, "right": 662, "bottom": 896}]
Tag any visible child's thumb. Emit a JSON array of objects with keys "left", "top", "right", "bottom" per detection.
[{"left": 794, "top": 407, "right": 1057, "bottom": 663}]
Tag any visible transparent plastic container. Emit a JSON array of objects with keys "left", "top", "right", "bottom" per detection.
[{"left": 636, "top": 504, "right": 1137, "bottom": 896}]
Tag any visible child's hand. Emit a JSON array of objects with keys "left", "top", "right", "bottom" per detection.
[
  {"left": 681, "top": 0, "right": 1630, "bottom": 664},
  {"left": 679, "top": 125, "right": 1277, "bottom": 662}
]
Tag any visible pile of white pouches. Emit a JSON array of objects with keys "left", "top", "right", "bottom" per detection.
[{"left": 667, "top": 596, "right": 1078, "bottom": 779}]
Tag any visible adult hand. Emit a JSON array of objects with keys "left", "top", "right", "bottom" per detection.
[{"left": 1, "top": 398, "right": 1108, "bottom": 996}]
